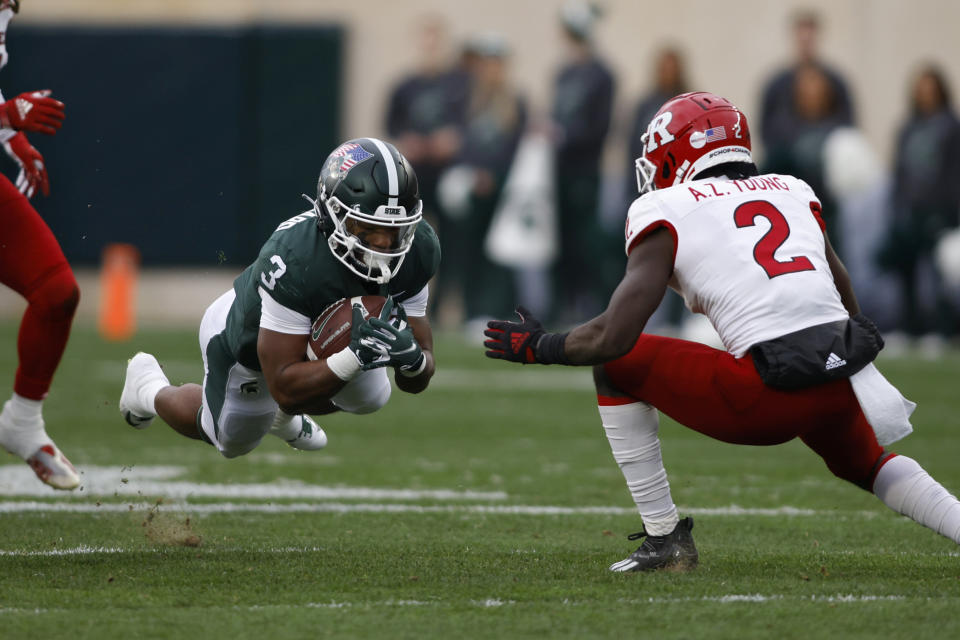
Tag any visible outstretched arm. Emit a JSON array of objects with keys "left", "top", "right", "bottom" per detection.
[
  {"left": 485, "top": 227, "right": 674, "bottom": 366},
  {"left": 564, "top": 228, "right": 674, "bottom": 364}
]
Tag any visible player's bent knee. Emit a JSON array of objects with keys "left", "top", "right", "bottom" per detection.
[
  {"left": 333, "top": 376, "right": 392, "bottom": 415},
  {"left": 28, "top": 267, "right": 80, "bottom": 320},
  {"left": 823, "top": 454, "right": 882, "bottom": 491},
  {"left": 332, "top": 369, "right": 392, "bottom": 414},
  {"left": 593, "top": 364, "right": 631, "bottom": 399},
  {"left": 346, "top": 381, "right": 391, "bottom": 415},
  {"left": 218, "top": 441, "right": 259, "bottom": 459},
  {"left": 215, "top": 410, "right": 273, "bottom": 458}
]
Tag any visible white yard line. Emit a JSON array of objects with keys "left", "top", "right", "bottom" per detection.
[
  {"left": 0, "top": 545, "right": 125, "bottom": 556},
  {"left": 0, "top": 593, "right": 920, "bottom": 616},
  {"left": 623, "top": 594, "right": 908, "bottom": 604},
  {"left": 0, "top": 465, "right": 506, "bottom": 501},
  {"left": 0, "top": 500, "right": 877, "bottom": 518}
]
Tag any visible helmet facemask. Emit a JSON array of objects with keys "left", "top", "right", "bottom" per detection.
[
  {"left": 635, "top": 132, "right": 657, "bottom": 195},
  {"left": 318, "top": 193, "right": 422, "bottom": 284}
]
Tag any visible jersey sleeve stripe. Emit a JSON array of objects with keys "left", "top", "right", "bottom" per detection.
[
  {"left": 626, "top": 220, "right": 678, "bottom": 265},
  {"left": 809, "top": 201, "right": 826, "bottom": 234}
]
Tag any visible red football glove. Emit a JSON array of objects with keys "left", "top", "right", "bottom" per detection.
[
  {"left": 0, "top": 90, "right": 65, "bottom": 135},
  {"left": 484, "top": 306, "right": 545, "bottom": 364},
  {"left": 4, "top": 132, "right": 49, "bottom": 198}
]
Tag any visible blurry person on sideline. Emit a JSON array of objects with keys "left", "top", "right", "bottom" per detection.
[
  {"left": 550, "top": 0, "right": 615, "bottom": 322},
  {"left": 759, "top": 9, "right": 854, "bottom": 153},
  {"left": 877, "top": 64, "right": 960, "bottom": 346},
  {"left": 384, "top": 16, "right": 468, "bottom": 259},
  {"left": 437, "top": 33, "right": 526, "bottom": 330},
  {"left": 763, "top": 63, "right": 847, "bottom": 253}
]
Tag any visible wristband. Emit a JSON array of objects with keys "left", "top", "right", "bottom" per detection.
[
  {"left": 398, "top": 353, "right": 427, "bottom": 378},
  {"left": 534, "top": 332, "right": 571, "bottom": 365},
  {"left": 325, "top": 347, "right": 362, "bottom": 381}
]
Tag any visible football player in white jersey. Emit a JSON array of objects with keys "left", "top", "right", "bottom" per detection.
[{"left": 485, "top": 91, "right": 960, "bottom": 572}]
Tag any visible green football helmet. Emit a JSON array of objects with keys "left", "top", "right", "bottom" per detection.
[{"left": 314, "top": 137, "right": 422, "bottom": 284}]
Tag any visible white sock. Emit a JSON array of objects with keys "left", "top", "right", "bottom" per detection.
[
  {"left": 0, "top": 394, "right": 50, "bottom": 458},
  {"left": 6, "top": 393, "right": 43, "bottom": 423},
  {"left": 599, "top": 401, "right": 678, "bottom": 536},
  {"left": 269, "top": 409, "right": 299, "bottom": 440},
  {"left": 140, "top": 372, "right": 170, "bottom": 416},
  {"left": 873, "top": 455, "right": 960, "bottom": 544}
]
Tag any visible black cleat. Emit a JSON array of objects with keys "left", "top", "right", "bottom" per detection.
[{"left": 608, "top": 516, "right": 699, "bottom": 572}]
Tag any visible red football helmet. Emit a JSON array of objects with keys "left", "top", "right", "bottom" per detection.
[{"left": 635, "top": 91, "right": 753, "bottom": 194}]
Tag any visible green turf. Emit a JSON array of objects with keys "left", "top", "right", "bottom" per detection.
[{"left": 0, "top": 321, "right": 958, "bottom": 639}]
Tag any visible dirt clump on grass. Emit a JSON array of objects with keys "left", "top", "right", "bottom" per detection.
[{"left": 142, "top": 500, "right": 202, "bottom": 547}]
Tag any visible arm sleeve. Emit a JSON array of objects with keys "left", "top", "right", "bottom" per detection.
[
  {"left": 398, "top": 284, "right": 429, "bottom": 318},
  {"left": 624, "top": 195, "right": 678, "bottom": 264},
  {"left": 258, "top": 286, "right": 312, "bottom": 334}
]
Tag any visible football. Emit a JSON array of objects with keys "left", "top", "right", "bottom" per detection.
[{"left": 306, "top": 295, "right": 387, "bottom": 361}]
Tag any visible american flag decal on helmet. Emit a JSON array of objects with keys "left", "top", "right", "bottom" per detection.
[
  {"left": 704, "top": 126, "right": 727, "bottom": 143},
  {"left": 330, "top": 142, "right": 373, "bottom": 171}
]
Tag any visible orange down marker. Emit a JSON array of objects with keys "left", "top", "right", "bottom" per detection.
[{"left": 98, "top": 243, "right": 140, "bottom": 341}]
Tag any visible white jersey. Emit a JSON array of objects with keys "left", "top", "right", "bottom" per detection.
[
  {"left": 0, "top": 7, "right": 17, "bottom": 144},
  {"left": 625, "top": 173, "right": 848, "bottom": 358}
]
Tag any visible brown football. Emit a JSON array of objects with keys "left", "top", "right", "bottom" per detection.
[{"left": 306, "top": 295, "right": 388, "bottom": 361}]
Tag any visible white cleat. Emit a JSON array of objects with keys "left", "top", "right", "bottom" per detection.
[
  {"left": 270, "top": 412, "right": 328, "bottom": 451},
  {"left": 0, "top": 401, "right": 80, "bottom": 490},
  {"left": 25, "top": 443, "right": 80, "bottom": 490},
  {"left": 119, "top": 352, "right": 170, "bottom": 429}
]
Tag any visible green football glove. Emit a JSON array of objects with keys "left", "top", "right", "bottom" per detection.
[
  {"left": 358, "top": 298, "right": 425, "bottom": 375},
  {"left": 349, "top": 303, "right": 391, "bottom": 371}
]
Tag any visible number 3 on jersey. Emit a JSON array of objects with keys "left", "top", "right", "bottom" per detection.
[
  {"left": 260, "top": 255, "right": 287, "bottom": 290},
  {"left": 734, "top": 200, "right": 814, "bottom": 278}
]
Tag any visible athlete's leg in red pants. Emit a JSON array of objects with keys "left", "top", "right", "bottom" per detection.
[
  {"left": 602, "top": 333, "right": 960, "bottom": 545},
  {"left": 0, "top": 176, "right": 78, "bottom": 399},
  {"left": 0, "top": 174, "right": 79, "bottom": 489},
  {"left": 602, "top": 333, "right": 886, "bottom": 489}
]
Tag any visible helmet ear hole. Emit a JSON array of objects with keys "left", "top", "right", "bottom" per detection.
[{"left": 661, "top": 152, "right": 676, "bottom": 181}]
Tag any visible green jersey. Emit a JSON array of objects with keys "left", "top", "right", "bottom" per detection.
[{"left": 223, "top": 211, "right": 441, "bottom": 370}]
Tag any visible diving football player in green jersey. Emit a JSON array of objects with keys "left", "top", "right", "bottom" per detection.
[{"left": 119, "top": 137, "right": 440, "bottom": 457}]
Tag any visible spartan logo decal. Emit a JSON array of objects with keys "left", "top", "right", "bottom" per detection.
[{"left": 645, "top": 111, "right": 675, "bottom": 153}]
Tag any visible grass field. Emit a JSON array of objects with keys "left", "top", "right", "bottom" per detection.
[{"left": 0, "top": 321, "right": 958, "bottom": 639}]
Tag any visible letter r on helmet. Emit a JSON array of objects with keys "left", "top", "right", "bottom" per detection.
[{"left": 645, "top": 111, "right": 675, "bottom": 153}]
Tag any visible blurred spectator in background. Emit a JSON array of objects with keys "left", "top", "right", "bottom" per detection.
[
  {"left": 763, "top": 62, "right": 847, "bottom": 252},
  {"left": 877, "top": 64, "right": 960, "bottom": 342},
  {"left": 385, "top": 16, "right": 469, "bottom": 288},
  {"left": 625, "top": 47, "right": 688, "bottom": 335},
  {"left": 759, "top": 10, "right": 854, "bottom": 152},
  {"left": 550, "top": 0, "right": 615, "bottom": 322},
  {"left": 436, "top": 33, "right": 526, "bottom": 327},
  {"left": 627, "top": 48, "right": 688, "bottom": 175}
]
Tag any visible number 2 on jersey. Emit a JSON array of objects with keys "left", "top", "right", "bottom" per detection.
[{"left": 733, "top": 200, "right": 814, "bottom": 278}]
